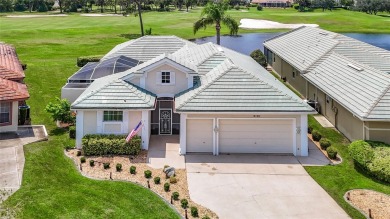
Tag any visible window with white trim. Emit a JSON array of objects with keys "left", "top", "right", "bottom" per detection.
[
  {"left": 103, "top": 111, "right": 123, "bottom": 122},
  {"left": 0, "top": 102, "right": 11, "bottom": 124},
  {"left": 161, "top": 71, "right": 170, "bottom": 84}
]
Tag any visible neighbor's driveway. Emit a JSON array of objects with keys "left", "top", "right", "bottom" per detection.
[{"left": 186, "top": 154, "right": 350, "bottom": 219}]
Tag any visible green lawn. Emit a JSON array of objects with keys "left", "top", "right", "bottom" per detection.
[
  {"left": 0, "top": 7, "right": 389, "bottom": 218},
  {"left": 305, "top": 116, "right": 390, "bottom": 219}
]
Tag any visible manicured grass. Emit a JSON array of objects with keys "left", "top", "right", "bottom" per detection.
[
  {"left": 0, "top": 7, "right": 389, "bottom": 218},
  {"left": 4, "top": 134, "right": 180, "bottom": 218},
  {"left": 305, "top": 116, "right": 390, "bottom": 219}
]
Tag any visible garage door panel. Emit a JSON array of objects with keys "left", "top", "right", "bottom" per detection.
[
  {"left": 219, "top": 119, "right": 293, "bottom": 154},
  {"left": 187, "top": 119, "right": 213, "bottom": 153}
]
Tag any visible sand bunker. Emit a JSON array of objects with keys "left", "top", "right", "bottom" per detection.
[
  {"left": 80, "top": 13, "right": 122, "bottom": 17},
  {"left": 240, "top": 18, "right": 318, "bottom": 29}
]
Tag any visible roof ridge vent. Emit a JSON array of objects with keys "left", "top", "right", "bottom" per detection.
[
  {"left": 348, "top": 63, "right": 363, "bottom": 71},
  {"left": 319, "top": 32, "right": 329, "bottom": 36}
]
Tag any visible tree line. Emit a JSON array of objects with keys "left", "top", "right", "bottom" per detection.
[
  {"left": 295, "top": 0, "right": 390, "bottom": 14},
  {"left": 0, "top": 0, "right": 221, "bottom": 13}
]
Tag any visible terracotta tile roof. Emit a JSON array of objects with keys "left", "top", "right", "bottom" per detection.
[
  {"left": 0, "top": 44, "right": 25, "bottom": 80},
  {"left": 0, "top": 78, "right": 29, "bottom": 101}
]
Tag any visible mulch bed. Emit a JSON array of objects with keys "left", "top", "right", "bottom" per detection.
[
  {"left": 66, "top": 149, "right": 218, "bottom": 219},
  {"left": 308, "top": 134, "right": 342, "bottom": 164},
  {"left": 345, "top": 189, "right": 390, "bottom": 219}
]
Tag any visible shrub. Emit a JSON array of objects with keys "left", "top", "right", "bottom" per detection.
[
  {"left": 76, "top": 55, "right": 102, "bottom": 67},
  {"left": 164, "top": 182, "right": 170, "bottom": 192},
  {"left": 80, "top": 156, "right": 86, "bottom": 163},
  {"left": 319, "top": 138, "right": 331, "bottom": 150},
  {"left": 82, "top": 134, "right": 141, "bottom": 156},
  {"left": 14, "top": 0, "right": 27, "bottom": 11},
  {"left": 180, "top": 199, "right": 188, "bottom": 209},
  {"left": 37, "top": 1, "right": 48, "bottom": 12},
  {"left": 308, "top": 126, "right": 313, "bottom": 134},
  {"left": 349, "top": 140, "right": 374, "bottom": 168},
  {"left": 202, "top": 216, "right": 211, "bottom": 219},
  {"left": 257, "top": 4, "right": 263, "bottom": 11},
  {"left": 172, "top": 191, "right": 179, "bottom": 200},
  {"left": 144, "top": 170, "right": 152, "bottom": 178},
  {"left": 76, "top": 150, "right": 82, "bottom": 156},
  {"left": 103, "top": 163, "right": 110, "bottom": 169},
  {"left": 311, "top": 130, "right": 322, "bottom": 141},
  {"left": 326, "top": 146, "right": 337, "bottom": 159},
  {"left": 145, "top": 28, "right": 152, "bottom": 35},
  {"left": 89, "top": 160, "right": 95, "bottom": 167},
  {"left": 234, "top": 4, "right": 240, "bottom": 10},
  {"left": 130, "top": 166, "right": 136, "bottom": 174},
  {"left": 349, "top": 140, "right": 390, "bottom": 183},
  {"left": 45, "top": 97, "right": 75, "bottom": 124},
  {"left": 169, "top": 176, "right": 177, "bottom": 184},
  {"left": 154, "top": 177, "right": 160, "bottom": 184},
  {"left": 250, "top": 49, "right": 267, "bottom": 68},
  {"left": 191, "top": 206, "right": 199, "bottom": 217},
  {"left": 69, "top": 126, "right": 76, "bottom": 139},
  {"left": 116, "top": 163, "right": 122, "bottom": 172}
]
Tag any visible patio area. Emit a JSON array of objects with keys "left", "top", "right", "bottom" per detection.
[{"left": 146, "top": 135, "right": 185, "bottom": 169}]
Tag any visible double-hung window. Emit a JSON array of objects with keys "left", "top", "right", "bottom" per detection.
[
  {"left": 0, "top": 102, "right": 11, "bottom": 125},
  {"left": 103, "top": 111, "right": 123, "bottom": 122}
]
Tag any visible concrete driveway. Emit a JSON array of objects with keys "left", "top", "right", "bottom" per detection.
[
  {"left": 186, "top": 154, "right": 350, "bottom": 219},
  {"left": 0, "top": 126, "right": 47, "bottom": 202}
]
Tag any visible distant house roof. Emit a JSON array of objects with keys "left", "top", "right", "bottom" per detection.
[
  {"left": 0, "top": 44, "right": 25, "bottom": 80},
  {"left": 72, "top": 36, "right": 314, "bottom": 114},
  {"left": 264, "top": 26, "right": 390, "bottom": 120},
  {"left": 0, "top": 78, "right": 29, "bottom": 101}
]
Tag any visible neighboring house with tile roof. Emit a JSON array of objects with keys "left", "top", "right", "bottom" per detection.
[
  {"left": 63, "top": 36, "right": 315, "bottom": 156},
  {"left": 264, "top": 26, "right": 390, "bottom": 144},
  {"left": 0, "top": 44, "right": 30, "bottom": 132}
]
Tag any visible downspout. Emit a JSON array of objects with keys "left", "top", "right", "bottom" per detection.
[{"left": 363, "top": 121, "right": 366, "bottom": 140}]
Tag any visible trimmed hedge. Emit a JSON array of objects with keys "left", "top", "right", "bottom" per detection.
[
  {"left": 326, "top": 146, "right": 337, "bottom": 159},
  {"left": 319, "top": 138, "right": 331, "bottom": 150},
  {"left": 82, "top": 134, "right": 141, "bottom": 156},
  {"left": 76, "top": 55, "right": 103, "bottom": 67},
  {"left": 311, "top": 130, "right": 322, "bottom": 141},
  {"left": 349, "top": 140, "right": 390, "bottom": 183}
]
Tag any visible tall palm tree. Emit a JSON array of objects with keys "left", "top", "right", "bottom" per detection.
[{"left": 193, "top": 1, "right": 238, "bottom": 45}]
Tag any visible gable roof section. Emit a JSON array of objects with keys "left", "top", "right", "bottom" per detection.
[
  {"left": 265, "top": 26, "right": 390, "bottom": 120},
  {"left": 72, "top": 72, "right": 156, "bottom": 109},
  {"left": 175, "top": 59, "right": 313, "bottom": 112},
  {"left": 103, "top": 36, "right": 196, "bottom": 62},
  {"left": 264, "top": 27, "right": 339, "bottom": 72},
  {"left": 0, "top": 78, "right": 29, "bottom": 101},
  {"left": 0, "top": 44, "right": 25, "bottom": 80},
  {"left": 303, "top": 52, "right": 390, "bottom": 119}
]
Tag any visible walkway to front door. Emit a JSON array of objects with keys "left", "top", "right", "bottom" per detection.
[{"left": 147, "top": 135, "right": 185, "bottom": 169}]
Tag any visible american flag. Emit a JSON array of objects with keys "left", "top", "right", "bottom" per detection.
[{"left": 126, "top": 121, "right": 142, "bottom": 142}]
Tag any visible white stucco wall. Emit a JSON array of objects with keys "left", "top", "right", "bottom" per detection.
[{"left": 144, "top": 64, "right": 189, "bottom": 96}]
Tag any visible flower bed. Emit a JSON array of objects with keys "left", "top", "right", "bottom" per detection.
[
  {"left": 66, "top": 149, "right": 218, "bottom": 219},
  {"left": 308, "top": 134, "right": 342, "bottom": 164}
]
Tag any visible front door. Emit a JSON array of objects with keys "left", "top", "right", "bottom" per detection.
[{"left": 159, "top": 109, "right": 172, "bottom": 135}]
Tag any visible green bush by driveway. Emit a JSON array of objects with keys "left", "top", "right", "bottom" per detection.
[{"left": 349, "top": 140, "right": 390, "bottom": 183}]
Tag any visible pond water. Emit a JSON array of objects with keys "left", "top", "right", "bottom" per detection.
[{"left": 193, "top": 32, "right": 390, "bottom": 55}]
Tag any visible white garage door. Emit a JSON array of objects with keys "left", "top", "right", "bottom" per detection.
[
  {"left": 219, "top": 119, "right": 293, "bottom": 154},
  {"left": 187, "top": 119, "right": 213, "bottom": 153}
]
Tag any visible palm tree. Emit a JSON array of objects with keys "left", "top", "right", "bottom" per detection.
[{"left": 193, "top": 1, "right": 238, "bottom": 45}]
